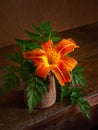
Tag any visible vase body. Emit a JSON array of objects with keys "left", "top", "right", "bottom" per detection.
[{"left": 38, "top": 74, "right": 56, "bottom": 108}]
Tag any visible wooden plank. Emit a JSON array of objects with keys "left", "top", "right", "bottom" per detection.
[{"left": 0, "top": 1, "right": 98, "bottom": 48}]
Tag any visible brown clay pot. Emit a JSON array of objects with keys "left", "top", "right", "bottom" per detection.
[{"left": 38, "top": 74, "right": 56, "bottom": 108}]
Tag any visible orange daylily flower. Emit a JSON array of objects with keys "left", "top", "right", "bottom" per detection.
[{"left": 24, "top": 38, "right": 79, "bottom": 86}]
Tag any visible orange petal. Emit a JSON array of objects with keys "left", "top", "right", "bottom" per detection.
[
  {"left": 23, "top": 49, "right": 45, "bottom": 59},
  {"left": 30, "top": 55, "right": 48, "bottom": 66},
  {"left": 55, "top": 38, "right": 79, "bottom": 57},
  {"left": 61, "top": 57, "right": 78, "bottom": 71},
  {"left": 35, "top": 64, "right": 50, "bottom": 79},
  {"left": 58, "top": 62, "right": 71, "bottom": 82},
  {"left": 50, "top": 63, "right": 71, "bottom": 86},
  {"left": 30, "top": 57, "right": 44, "bottom": 66},
  {"left": 41, "top": 40, "right": 54, "bottom": 51}
]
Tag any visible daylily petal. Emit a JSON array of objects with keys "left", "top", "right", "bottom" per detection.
[
  {"left": 23, "top": 49, "right": 46, "bottom": 66},
  {"left": 50, "top": 65, "right": 65, "bottom": 86},
  {"left": 30, "top": 55, "right": 48, "bottom": 66},
  {"left": 23, "top": 49, "right": 45, "bottom": 59},
  {"left": 50, "top": 63, "right": 71, "bottom": 86},
  {"left": 55, "top": 38, "right": 79, "bottom": 57},
  {"left": 41, "top": 40, "right": 54, "bottom": 51},
  {"left": 58, "top": 62, "right": 71, "bottom": 82},
  {"left": 60, "top": 57, "right": 78, "bottom": 71},
  {"left": 35, "top": 64, "right": 50, "bottom": 79}
]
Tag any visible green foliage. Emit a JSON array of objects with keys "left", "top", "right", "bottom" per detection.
[
  {"left": 26, "top": 76, "right": 48, "bottom": 113},
  {"left": 50, "top": 36, "right": 61, "bottom": 43},
  {"left": 77, "top": 97, "right": 91, "bottom": 119},
  {"left": 19, "top": 60, "right": 35, "bottom": 82},
  {"left": 24, "top": 21, "right": 60, "bottom": 43},
  {"left": 60, "top": 83, "right": 70, "bottom": 101},
  {"left": 69, "top": 87, "right": 84, "bottom": 105},
  {"left": 32, "top": 24, "right": 43, "bottom": 34},
  {"left": 40, "top": 21, "right": 52, "bottom": 32},
  {"left": 59, "top": 65, "right": 91, "bottom": 119},
  {"left": 16, "top": 39, "right": 41, "bottom": 52},
  {"left": 3, "top": 66, "right": 19, "bottom": 72},
  {"left": 71, "top": 66, "right": 87, "bottom": 87},
  {"left": 0, "top": 72, "right": 20, "bottom": 95},
  {"left": 6, "top": 52, "right": 23, "bottom": 64},
  {"left": 59, "top": 85, "right": 90, "bottom": 119},
  {"left": 24, "top": 30, "right": 42, "bottom": 41},
  {"left": 69, "top": 87, "right": 90, "bottom": 119},
  {"left": 16, "top": 21, "right": 60, "bottom": 54}
]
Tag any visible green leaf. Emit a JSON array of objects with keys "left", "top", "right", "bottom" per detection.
[
  {"left": 26, "top": 76, "right": 48, "bottom": 113},
  {"left": 16, "top": 39, "right": 33, "bottom": 51},
  {"left": 31, "top": 42, "right": 41, "bottom": 50},
  {"left": 77, "top": 97, "right": 91, "bottom": 119},
  {"left": 40, "top": 21, "right": 52, "bottom": 32},
  {"left": 26, "top": 77, "right": 40, "bottom": 113},
  {"left": 3, "top": 66, "right": 19, "bottom": 72},
  {"left": 68, "top": 87, "right": 91, "bottom": 119},
  {"left": 51, "top": 31, "right": 58, "bottom": 35},
  {"left": 27, "top": 87, "right": 41, "bottom": 113},
  {"left": 24, "top": 22, "right": 60, "bottom": 44},
  {"left": 69, "top": 87, "right": 85, "bottom": 104},
  {"left": 51, "top": 36, "right": 61, "bottom": 42},
  {"left": 60, "top": 86, "right": 67, "bottom": 101},
  {"left": 35, "top": 77, "right": 49, "bottom": 95},
  {"left": 6, "top": 52, "right": 23, "bottom": 64},
  {"left": 24, "top": 30, "right": 42, "bottom": 41},
  {"left": 16, "top": 39, "right": 41, "bottom": 51},
  {"left": 71, "top": 66, "right": 87, "bottom": 87},
  {"left": 19, "top": 60, "right": 35, "bottom": 81},
  {"left": 32, "top": 24, "right": 43, "bottom": 34},
  {"left": 60, "top": 83, "right": 70, "bottom": 101},
  {"left": 0, "top": 72, "right": 20, "bottom": 95}
]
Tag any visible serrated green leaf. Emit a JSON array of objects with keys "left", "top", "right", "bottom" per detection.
[
  {"left": 41, "top": 21, "right": 52, "bottom": 32},
  {"left": 68, "top": 87, "right": 91, "bottom": 119},
  {"left": 16, "top": 39, "right": 34, "bottom": 51},
  {"left": 26, "top": 78, "right": 39, "bottom": 113},
  {"left": 16, "top": 39, "right": 41, "bottom": 51},
  {"left": 31, "top": 42, "right": 41, "bottom": 50},
  {"left": 43, "top": 32, "right": 51, "bottom": 38},
  {"left": 42, "top": 37, "right": 49, "bottom": 42},
  {"left": 51, "top": 31, "right": 58, "bottom": 35},
  {"left": 19, "top": 60, "right": 34, "bottom": 81},
  {"left": 60, "top": 83, "right": 70, "bottom": 101},
  {"left": 35, "top": 77, "right": 48, "bottom": 96},
  {"left": 69, "top": 87, "right": 85, "bottom": 104},
  {"left": 32, "top": 24, "right": 43, "bottom": 34},
  {"left": 77, "top": 97, "right": 91, "bottom": 119},
  {"left": 60, "top": 86, "right": 67, "bottom": 101},
  {"left": 35, "top": 77, "right": 46, "bottom": 89},
  {"left": 51, "top": 36, "right": 61, "bottom": 42},
  {"left": 24, "top": 30, "right": 42, "bottom": 41},
  {"left": 6, "top": 52, "right": 23, "bottom": 64},
  {"left": 3, "top": 66, "right": 19, "bottom": 72},
  {"left": 0, "top": 72, "right": 20, "bottom": 95},
  {"left": 26, "top": 76, "right": 48, "bottom": 113},
  {"left": 71, "top": 66, "right": 87, "bottom": 87}
]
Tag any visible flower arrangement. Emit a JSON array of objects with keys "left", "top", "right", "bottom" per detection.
[{"left": 1, "top": 21, "right": 90, "bottom": 119}]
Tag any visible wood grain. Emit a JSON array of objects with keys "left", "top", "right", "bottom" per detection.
[{"left": 0, "top": 0, "right": 98, "bottom": 47}]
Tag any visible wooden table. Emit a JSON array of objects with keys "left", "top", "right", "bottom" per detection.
[{"left": 0, "top": 22, "right": 98, "bottom": 130}]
